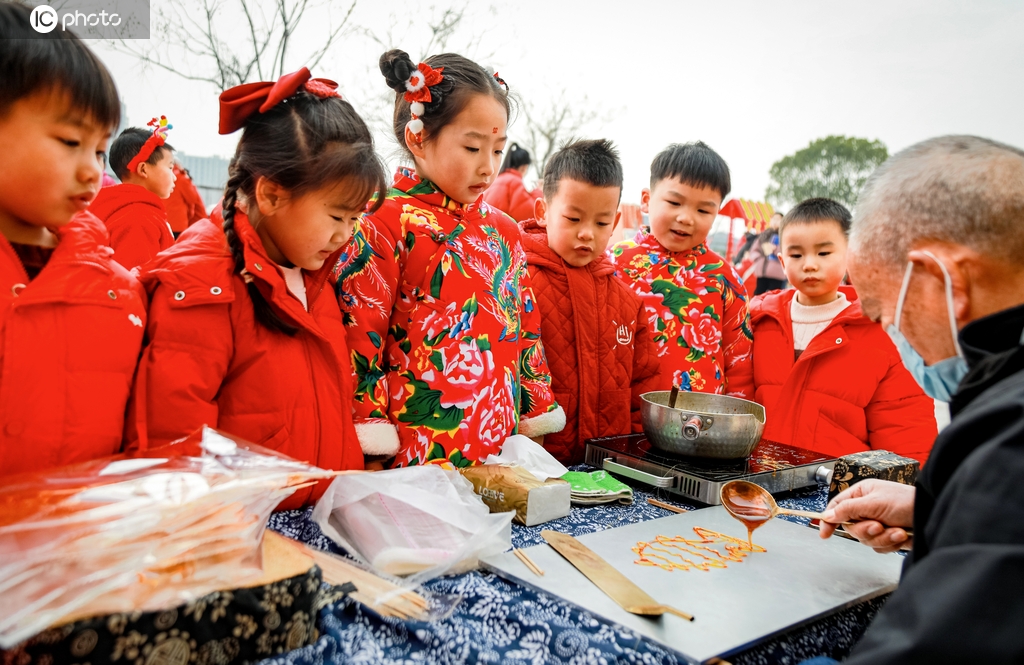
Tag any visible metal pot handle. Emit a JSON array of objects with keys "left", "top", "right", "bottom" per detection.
[{"left": 681, "top": 413, "right": 712, "bottom": 440}]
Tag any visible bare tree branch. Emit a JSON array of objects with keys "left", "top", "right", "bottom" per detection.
[{"left": 108, "top": 0, "right": 362, "bottom": 92}]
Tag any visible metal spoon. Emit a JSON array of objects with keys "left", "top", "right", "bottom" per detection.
[
  {"left": 719, "top": 480, "right": 911, "bottom": 543},
  {"left": 720, "top": 480, "right": 833, "bottom": 523}
]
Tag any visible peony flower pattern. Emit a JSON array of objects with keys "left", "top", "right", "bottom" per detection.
[
  {"left": 338, "top": 168, "right": 558, "bottom": 468},
  {"left": 611, "top": 229, "right": 753, "bottom": 399}
]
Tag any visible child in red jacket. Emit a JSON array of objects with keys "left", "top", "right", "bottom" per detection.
[
  {"left": 483, "top": 143, "right": 542, "bottom": 222},
  {"left": 521, "top": 139, "right": 660, "bottom": 464},
  {"left": 126, "top": 68, "right": 387, "bottom": 508},
  {"left": 91, "top": 119, "right": 177, "bottom": 269},
  {"left": 750, "top": 198, "right": 937, "bottom": 464},
  {"left": 612, "top": 142, "right": 754, "bottom": 399},
  {"left": 0, "top": 5, "right": 146, "bottom": 475}
]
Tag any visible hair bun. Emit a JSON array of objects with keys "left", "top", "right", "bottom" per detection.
[{"left": 379, "top": 49, "right": 416, "bottom": 93}]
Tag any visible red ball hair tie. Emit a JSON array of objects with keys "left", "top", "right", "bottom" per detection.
[
  {"left": 403, "top": 62, "right": 445, "bottom": 136},
  {"left": 218, "top": 67, "right": 342, "bottom": 135}
]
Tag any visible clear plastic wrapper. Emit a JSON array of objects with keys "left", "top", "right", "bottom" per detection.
[
  {"left": 312, "top": 465, "right": 514, "bottom": 589},
  {"left": 0, "top": 427, "right": 337, "bottom": 648}
]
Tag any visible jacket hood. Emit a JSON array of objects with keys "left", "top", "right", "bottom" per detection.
[
  {"left": 520, "top": 218, "right": 615, "bottom": 277},
  {"left": 89, "top": 183, "right": 165, "bottom": 220},
  {"left": 750, "top": 285, "right": 866, "bottom": 327}
]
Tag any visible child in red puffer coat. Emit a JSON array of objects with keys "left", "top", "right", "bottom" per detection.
[
  {"left": 483, "top": 143, "right": 543, "bottom": 222},
  {"left": 750, "top": 198, "right": 937, "bottom": 465},
  {"left": 0, "top": 6, "right": 146, "bottom": 476},
  {"left": 521, "top": 139, "right": 660, "bottom": 465},
  {"left": 126, "top": 68, "right": 387, "bottom": 508}
]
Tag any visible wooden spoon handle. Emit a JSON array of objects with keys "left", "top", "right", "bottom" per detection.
[{"left": 660, "top": 605, "right": 695, "bottom": 622}]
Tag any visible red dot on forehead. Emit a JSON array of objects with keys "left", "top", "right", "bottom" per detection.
[{"left": 492, "top": 127, "right": 498, "bottom": 134}]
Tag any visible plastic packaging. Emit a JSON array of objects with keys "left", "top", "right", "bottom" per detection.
[
  {"left": 0, "top": 427, "right": 337, "bottom": 648},
  {"left": 312, "top": 466, "right": 513, "bottom": 587}
]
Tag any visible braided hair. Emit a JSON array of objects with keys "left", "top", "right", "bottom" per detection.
[
  {"left": 222, "top": 90, "right": 386, "bottom": 335},
  {"left": 379, "top": 49, "right": 511, "bottom": 152}
]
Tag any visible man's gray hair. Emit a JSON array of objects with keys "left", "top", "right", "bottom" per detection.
[{"left": 850, "top": 135, "right": 1024, "bottom": 268}]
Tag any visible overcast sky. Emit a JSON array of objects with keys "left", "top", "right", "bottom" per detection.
[{"left": 93, "top": 0, "right": 1024, "bottom": 207}]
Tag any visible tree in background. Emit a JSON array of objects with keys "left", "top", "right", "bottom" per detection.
[
  {"left": 110, "top": 0, "right": 358, "bottom": 91},
  {"left": 520, "top": 90, "right": 608, "bottom": 178},
  {"left": 765, "top": 135, "right": 888, "bottom": 209}
]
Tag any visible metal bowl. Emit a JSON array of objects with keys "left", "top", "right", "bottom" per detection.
[{"left": 640, "top": 391, "right": 766, "bottom": 459}]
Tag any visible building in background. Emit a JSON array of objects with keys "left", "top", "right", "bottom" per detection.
[{"left": 175, "top": 153, "right": 230, "bottom": 212}]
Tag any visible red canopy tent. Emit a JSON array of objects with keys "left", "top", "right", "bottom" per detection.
[{"left": 719, "top": 198, "right": 776, "bottom": 261}]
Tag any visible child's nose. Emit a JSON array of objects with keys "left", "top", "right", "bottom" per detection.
[
  {"left": 79, "top": 155, "right": 101, "bottom": 185},
  {"left": 578, "top": 226, "right": 594, "bottom": 241}
]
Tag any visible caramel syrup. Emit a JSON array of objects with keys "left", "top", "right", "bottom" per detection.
[{"left": 633, "top": 527, "right": 767, "bottom": 572}]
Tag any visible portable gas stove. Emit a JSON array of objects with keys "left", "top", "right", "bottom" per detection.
[{"left": 585, "top": 433, "right": 836, "bottom": 505}]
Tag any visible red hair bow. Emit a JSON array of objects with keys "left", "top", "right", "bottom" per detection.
[
  {"left": 403, "top": 63, "right": 445, "bottom": 104},
  {"left": 218, "top": 67, "right": 342, "bottom": 135}
]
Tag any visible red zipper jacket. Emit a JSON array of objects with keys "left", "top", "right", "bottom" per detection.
[
  {"left": 89, "top": 183, "right": 175, "bottom": 270},
  {"left": 125, "top": 213, "right": 363, "bottom": 508},
  {"left": 0, "top": 212, "right": 146, "bottom": 475},
  {"left": 750, "top": 286, "right": 937, "bottom": 464},
  {"left": 521, "top": 220, "right": 661, "bottom": 464},
  {"left": 482, "top": 169, "right": 542, "bottom": 223}
]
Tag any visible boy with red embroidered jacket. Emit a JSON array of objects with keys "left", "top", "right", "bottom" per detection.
[
  {"left": 337, "top": 50, "right": 564, "bottom": 468},
  {"left": 612, "top": 142, "right": 754, "bottom": 399},
  {"left": 521, "top": 140, "right": 660, "bottom": 465},
  {"left": 90, "top": 118, "right": 176, "bottom": 270},
  {"left": 751, "top": 198, "right": 937, "bottom": 464}
]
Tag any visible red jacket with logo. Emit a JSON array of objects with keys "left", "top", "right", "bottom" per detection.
[
  {"left": 0, "top": 212, "right": 146, "bottom": 476},
  {"left": 482, "top": 169, "right": 542, "bottom": 223},
  {"left": 750, "top": 287, "right": 937, "bottom": 465},
  {"left": 125, "top": 214, "right": 364, "bottom": 508},
  {"left": 90, "top": 183, "right": 175, "bottom": 270},
  {"left": 521, "top": 220, "right": 661, "bottom": 465}
]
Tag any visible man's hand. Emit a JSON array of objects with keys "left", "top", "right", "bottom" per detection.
[{"left": 819, "top": 479, "right": 916, "bottom": 553}]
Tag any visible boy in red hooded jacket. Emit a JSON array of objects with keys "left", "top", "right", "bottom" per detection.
[
  {"left": 750, "top": 198, "right": 937, "bottom": 464},
  {"left": 521, "top": 139, "right": 661, "bottom": 464},
  {"left": 0, "top": 5, "right": 146, "bottom": 475},
  {"left": 90, "top": 120, "right": 177, "bottom": 269}
]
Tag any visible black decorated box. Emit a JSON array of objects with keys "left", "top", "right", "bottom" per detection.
[{"left": 827, "top": 449, "right": 920, "bottom": 502}]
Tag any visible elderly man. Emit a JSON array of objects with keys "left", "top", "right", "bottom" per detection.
[{"left": 817, "top": 136, "right": 1024, "bottom": 662}]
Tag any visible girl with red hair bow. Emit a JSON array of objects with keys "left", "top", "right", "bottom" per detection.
[{"left": 126, "top": 69, "right": 387, "bottom": 508}]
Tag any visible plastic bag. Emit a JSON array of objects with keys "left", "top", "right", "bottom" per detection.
[
  {"left": 312, "top": 466, "right": 513, "bottom": 587},
  {"left": 0, "top": 426, "right": 337, "bottom": 648},
  {"left": 482, "top": 434, "right": 569, "bottom": 480}
]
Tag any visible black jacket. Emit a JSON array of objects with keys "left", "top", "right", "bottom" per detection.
[{"left": 847, "top": 302, "right": 1024, "bottom": 663}]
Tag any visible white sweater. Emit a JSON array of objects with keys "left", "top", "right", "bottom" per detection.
[{"left": 790, "top": 292, "right": 852, "bottom": 351}]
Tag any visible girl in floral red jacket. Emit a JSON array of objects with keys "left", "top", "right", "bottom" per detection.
[{"left": 337, "top": 50, "right": 564, "bottom": 468}]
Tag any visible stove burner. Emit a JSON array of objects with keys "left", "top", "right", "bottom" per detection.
[{"left": 585, "top": 433, "right": 835, "bottom": 505}]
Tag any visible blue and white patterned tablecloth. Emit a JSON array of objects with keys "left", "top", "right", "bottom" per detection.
[{"left": 262, "top": 476, "right": 886, "bottom": 665}]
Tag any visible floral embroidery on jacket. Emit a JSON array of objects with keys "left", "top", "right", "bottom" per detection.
[
  {"left": 337, "top": 168, "right": 558, "bottom": 467},
  {"left": 611, "top": 230, "right": 754, "bottom": 399}
]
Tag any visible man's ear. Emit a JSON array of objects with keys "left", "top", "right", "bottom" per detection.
[
  {"left": 534, "top": 197, "right": 548, "bottom": 227},
  {"left": 908, "top": 246, "right": 972, "bottom": 326},
  {"left": 254, "top": 176, "right": 288, "bottom": 217},
  {"left": 640, "top": 188, "right": 651, "bottom": 214}
]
